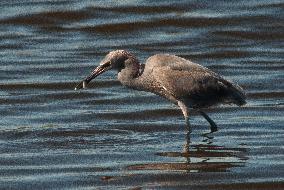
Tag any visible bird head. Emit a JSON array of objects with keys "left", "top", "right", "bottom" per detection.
[{"left": 75, "top": 50, "right": 138, "bottom": 90}]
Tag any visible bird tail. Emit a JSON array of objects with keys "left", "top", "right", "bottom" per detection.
[
  {"left": 229, "top": 83, "right": 246, "bottom": 106},
  {"left": 220, "top": 78, "right": 247, "bottom": 106}
]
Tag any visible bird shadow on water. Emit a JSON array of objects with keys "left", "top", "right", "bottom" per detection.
[{"left": 127, "top": 131, "right": 248, "bottom": 173}]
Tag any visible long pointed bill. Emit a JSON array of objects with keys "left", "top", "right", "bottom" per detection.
[{"left": 74, "top": 63, "right": 110, "bottom": 90}]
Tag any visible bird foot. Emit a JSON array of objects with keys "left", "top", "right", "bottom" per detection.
[
  {"left": 210, "top": 126, "right": 218, "bottom": 133},
  {"left": 199, "top": 111, "right": 218, "bottom": 133}
]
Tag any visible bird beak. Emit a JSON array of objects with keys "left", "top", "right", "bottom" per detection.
[{"left": 74, "top": 62, "right": 111, "bottom": 90}]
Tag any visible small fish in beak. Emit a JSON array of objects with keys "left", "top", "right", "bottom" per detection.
[
  {"left": 82, "top": 81, "right": 87, "bottom": 89},
  {"left": 74, "top": 61, "right": 112, "bottom": 90},
  {"left": 74, "top": 80, "right": 86, "bottom": 90}
]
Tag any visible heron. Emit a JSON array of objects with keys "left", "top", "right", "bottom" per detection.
[{"left": 75, "top": 50, "right": 246, "bottom": 133}]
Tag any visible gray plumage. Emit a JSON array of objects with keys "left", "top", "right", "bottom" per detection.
[{"left": 75, "top": 50, "right": 246, "bottom": 133}]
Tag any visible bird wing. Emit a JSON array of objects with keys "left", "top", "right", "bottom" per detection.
[
  {"left": 153, "top": 65, "right": 222, "bottom": 100},
  {"left": 146, "top": 54, "right": 246, "bottom": 106},
  {"left": 153, "top": 64, "right": 246, "bottom": 107}
]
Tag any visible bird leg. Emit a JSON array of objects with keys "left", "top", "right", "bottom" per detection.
[
  {"left": 186, "top": 119, "right": 192, "bottom": 134},
  {"left": 178, "top": 101, "right": 192, "bottom": 134},
  {"left": 199, "top": 111, "right": 218, "bottom": 133},
  {"left": 183, "top": 131, "right": 191, "bottom": 154}
]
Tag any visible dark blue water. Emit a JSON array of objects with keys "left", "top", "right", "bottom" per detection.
[{"left": 0, "top": 0, "right": 283, "bottom": 189}]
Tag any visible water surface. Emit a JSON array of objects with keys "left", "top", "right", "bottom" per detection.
[{"left": 0, "top": 0, "right": 283, "bottom": 189}]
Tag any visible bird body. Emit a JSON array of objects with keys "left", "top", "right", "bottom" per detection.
[
  {"left": 75, "top": 50, "right": 246, "bottom": 132},
  {"left": 118, "top": 53, "right": 245, "bottom": 108}
]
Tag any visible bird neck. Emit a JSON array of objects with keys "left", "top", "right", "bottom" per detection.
[{"left": 117, "top": 63, "right": 145, "bottom": 90}]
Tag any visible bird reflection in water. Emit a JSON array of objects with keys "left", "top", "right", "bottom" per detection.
[
  {"left": 128, "top": 133, "right": 247, "bottom": 173},
  {"left": 170, "top": 133, "right": 246, "bottom": 173}
]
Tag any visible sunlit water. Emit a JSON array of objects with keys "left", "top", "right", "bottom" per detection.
[{"left": 0, "top": 0, "right": 283, "bottom": 189}]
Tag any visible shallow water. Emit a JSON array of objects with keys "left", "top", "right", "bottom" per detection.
[{"left": 0, "top": 0, "right": 284, "bottom": 189}]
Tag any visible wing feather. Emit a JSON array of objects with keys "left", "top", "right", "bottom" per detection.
[{"left": 153, "top": 66, "right": 221, "bottom": 99}]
